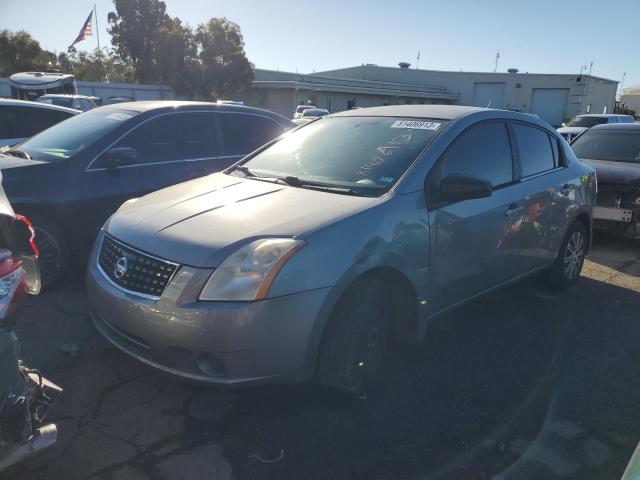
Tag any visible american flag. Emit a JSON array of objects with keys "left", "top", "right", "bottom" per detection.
[{"left": 68, "top": 10, "right": 93, "bottom": 50}]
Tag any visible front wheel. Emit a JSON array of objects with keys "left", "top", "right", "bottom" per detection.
[
  {"left": 545, "top": 221, "right": 587, "bottom": 289},
  {"left": 317, "top": 276, "right": 392, "bottom": 393},
  {"left": 31, "top": 217, "right": 70, "bottom": 288}
]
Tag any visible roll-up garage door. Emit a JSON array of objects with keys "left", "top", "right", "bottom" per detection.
[
  {"left": 473, "top": 83, "right": 505, "bottom": 109},
  {"left": 531, "top": 88, "right": 569, "bottom": 127}
]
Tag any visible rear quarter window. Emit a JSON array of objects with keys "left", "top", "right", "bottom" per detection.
[{"left": 220, "top": 113, "right": 284, "bottom": 156}]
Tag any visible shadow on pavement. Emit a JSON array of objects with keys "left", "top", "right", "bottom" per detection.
[
  {"left": 5, "top": 260, "right": 640, "bottom": 479},
  {"left": 206, "top": 276, "right": 640, "bottom": 480}
]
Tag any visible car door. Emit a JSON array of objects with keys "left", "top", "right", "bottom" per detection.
[
  {"left": 218, "top": 112, "right": 288, "bottom": 170},
  {"left": 109, "top": 111, "right": 219, "bottom": 195},
  {"left": 427, "top": 120, "right": 524, "bottom": 313},
  {"left": 511, "top": 122, "right": 572, "bottom": 271},
  {"left": 82, "top": 132, "right": 144, "bottom": 244}
]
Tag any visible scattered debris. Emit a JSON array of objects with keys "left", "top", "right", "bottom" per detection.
[
  {"left": 248, "top": 449, "right": 285, "bottom": 464},
  {"left": 58, "top": 342, "right": 81, "bottom": 357}
]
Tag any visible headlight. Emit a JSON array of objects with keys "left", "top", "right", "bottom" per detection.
[{"left": 199, "top": 238, "right": 305, "bottom": 301}]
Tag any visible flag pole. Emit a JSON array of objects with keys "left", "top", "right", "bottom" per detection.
[{"left": 94, "top": 4, "right": 101, "bottom": 50}]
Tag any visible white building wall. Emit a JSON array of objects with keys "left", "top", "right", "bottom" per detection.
[{"left": 318, "top": 66, "right": 618, "bottom": 126}]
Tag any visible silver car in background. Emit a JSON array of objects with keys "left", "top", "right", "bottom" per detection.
[
  {"left": 87, "top": 105, "right": 596, "bottom": 392},
  {"left": 557, "top": 114, "right": 636, "bottom": 143}
]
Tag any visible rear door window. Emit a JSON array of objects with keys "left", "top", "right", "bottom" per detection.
[
  {"left": 512, "top": 123, "right": 556, "bottom": 177},
  {"left": 220, "top": 113, "right": 284, "bottom": 156},
  {"left": 113, "top": 112, "right": 216, "bottom": 165},
  {"left": 0, "top": 107, "right": 24, "bottom": 139},
  {"left": 439, "top": 121, "right": 514, "bottom": 188},
  {"left": 0, "top": 107, "right": 72, "bottom": 139}
]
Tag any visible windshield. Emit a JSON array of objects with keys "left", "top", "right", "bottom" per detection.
[
  {"left": 567, "top": 116, "right": 609, "bottom": 128},
  {"left": 15, "top": 108, "right": 137, "bottom": 161},
  {"left": 302, "top": 109, "right": 328, "bottom": 117},
  {"left": 42, "top": 97, "right": 73, "bottom": 108},
  {"left": 238, "top": 116, "right": 446, "bottom": 195},
  {"left": 296, "top": 106, "right": 314, "bottom": 113},
  {"left": 571, "top": 130, "right": 640, "bottom": 163}
]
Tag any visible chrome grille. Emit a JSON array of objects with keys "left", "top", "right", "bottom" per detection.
[{"left": 98, "top": 235, "right": 179, "bottom": 297}]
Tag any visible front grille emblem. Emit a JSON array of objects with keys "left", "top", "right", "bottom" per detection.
[{"left": 114, "top": 257, "right": 128, "bottom": 279}]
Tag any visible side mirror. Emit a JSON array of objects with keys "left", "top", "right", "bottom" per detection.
[
  {"left": 436, "top": 174, "right": 492, "bottom": 202},
  {"left": 99, "top": 147, "right": 138, "bottom": 169}
]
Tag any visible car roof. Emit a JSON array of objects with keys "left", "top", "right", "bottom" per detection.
[
  {"left": 332, "top": 105, "right": 565, "bottom": 132},
  {"left": 589, "top": 123, "right": 640, "bottom": 131},
  {"left": 39, "top": 94, "right": 99, "bottom": 100},
  {"left": 332, "top": 104, "right": 488, "bottom": 120},
  {"left": 575, "top": 113, "right": 632, "bottom": 118},
  {"left": 101, "top": 100, "right": 294, "bottom": 125},
  {"left": 0, "top": 98, "right": 81, "bottom": 114}
]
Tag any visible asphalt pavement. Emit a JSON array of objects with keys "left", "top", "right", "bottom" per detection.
[{"left": 5, "top": 234, "right": 640, "bottom": 480}]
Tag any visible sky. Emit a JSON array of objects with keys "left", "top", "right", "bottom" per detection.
[{"left": 1, "top": 0, "right": 638, "bottom": 90}]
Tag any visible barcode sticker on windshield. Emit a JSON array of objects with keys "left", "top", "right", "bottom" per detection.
[{"left": 391, "top": 120, "right": 441, "bottom": 130}]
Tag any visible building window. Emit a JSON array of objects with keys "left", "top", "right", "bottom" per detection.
[
  {"left": 586, "top": 104, "right": 591, "bottom": 113},
  {"left": 603, "top": 105, "right": 608, "bottom": 114}
]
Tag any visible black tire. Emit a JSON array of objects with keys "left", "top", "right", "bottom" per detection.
[
  {"left": 545, "top": 221, "right": 587, "bottom": 289},
  {"left": 31, "top": 216, "right": 70, "bottom": 288},
  {"left": 317, "top": 276, "right": 392, "bottom": 392}
]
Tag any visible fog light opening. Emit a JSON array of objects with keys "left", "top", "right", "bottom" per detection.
[{"left": 195, "top": 353, "right": 226, "bottom": 377}]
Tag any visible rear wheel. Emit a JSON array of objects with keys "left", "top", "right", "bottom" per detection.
[
  {"left": 317, "top": 276, "right": 392, "bottom": 393},
  {"left": 31, "top": 217, "right": 70, "bottom": 288},
  {"left": 545, "top": 221, "right": 587, "bottom": 289}
]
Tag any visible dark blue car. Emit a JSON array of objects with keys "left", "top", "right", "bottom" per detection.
[{"left": 0, "top": 101, "right": 294, "bottom": 285}]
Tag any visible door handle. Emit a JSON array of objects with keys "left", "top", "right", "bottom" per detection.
[{"left": 505, "top": 203, "right": 523, "bottom": 217}]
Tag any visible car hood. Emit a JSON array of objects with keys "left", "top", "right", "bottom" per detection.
[
  {"left": 580, "top": 158, "right": 640, "bottom": 186},
  {"left": 557, "top": 127, "right": 588, "bottom": 135},
  {"left": 0, "top": 153, "right": 48, "bottom": 169},
  {"left": 106, "top": 172, "right": 379, "bottom": 268}
]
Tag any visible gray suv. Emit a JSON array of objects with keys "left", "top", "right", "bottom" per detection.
[{"left": 87, "top": 105, "right": 596, "bottom": 392}]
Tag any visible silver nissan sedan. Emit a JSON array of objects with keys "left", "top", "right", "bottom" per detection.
[{"left": 87, "top": 105, "right": 596, "bottom": 392}]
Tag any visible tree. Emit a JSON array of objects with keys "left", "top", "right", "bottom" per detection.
[
  {"left": 153, "top": 17, "right": 198, "bottom": 95},
  {"left": 194, "top": 18, "right": 254, "bottom": 99},
  {"left": 106, "top": 1, "right": 254, "bottom": 99},
  {"left": 107, "top": 0, "right": 171, "bottom": 83},
  {"left": 58, "top": 49, "right": 135, "bottom": 83},
  {"left": 0, "top": 30, "right": 57, "bottom": 76}
]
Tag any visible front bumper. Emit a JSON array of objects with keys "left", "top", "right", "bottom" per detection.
[
  {"left": 593, "top": 206, "right": 640, "bottom": 238},
  {"left": 593, "top": 206, "right": 633, "bottom": 223},
  {"left": 86, "top": 239, "right": 334, "bottom": 385}
]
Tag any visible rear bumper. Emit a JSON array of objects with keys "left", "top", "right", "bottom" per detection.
[{"left": 87, "top": 249, "right": 335, "bottom": 385}]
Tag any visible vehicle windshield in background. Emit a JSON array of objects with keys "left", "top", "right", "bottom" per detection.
[
  {"left": 40, "top": 97, "right": 73, "bottom": 108},
  {"left": 14, "top": 108, "right": 137, "bottom": 162},
  {"left": 571, "top": 130, "right": 640, "bottom": 163},
  {"left": 239, "top": 117, "right": 446, "bottom": 195},
  {"left": 567, "top": 116, "right": 609, "bottom": 128},
  {"left": 302, "top": 109, "right": 329, "bottom": 117}
]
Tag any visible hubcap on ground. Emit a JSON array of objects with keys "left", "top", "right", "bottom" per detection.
[
  {"left": 563, "top": 231, "right": 584, "bottom": 280},
  {"left": 34, "top": 227, "right": 62, "bottom": 286}
]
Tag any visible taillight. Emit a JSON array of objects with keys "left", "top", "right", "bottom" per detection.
[{"left": 15, "top": 214, "right": 38, "bottom": 257}]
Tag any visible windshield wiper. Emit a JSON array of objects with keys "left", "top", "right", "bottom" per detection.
[
  {"left": 231, "top": 164, "right": 257, "bottom": 177},
  {"left": 279, "top": 176, "right": 369, "bottom": 196},
  {"left": 5, "top": 149, "right": 32, "bottom": 161}
]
